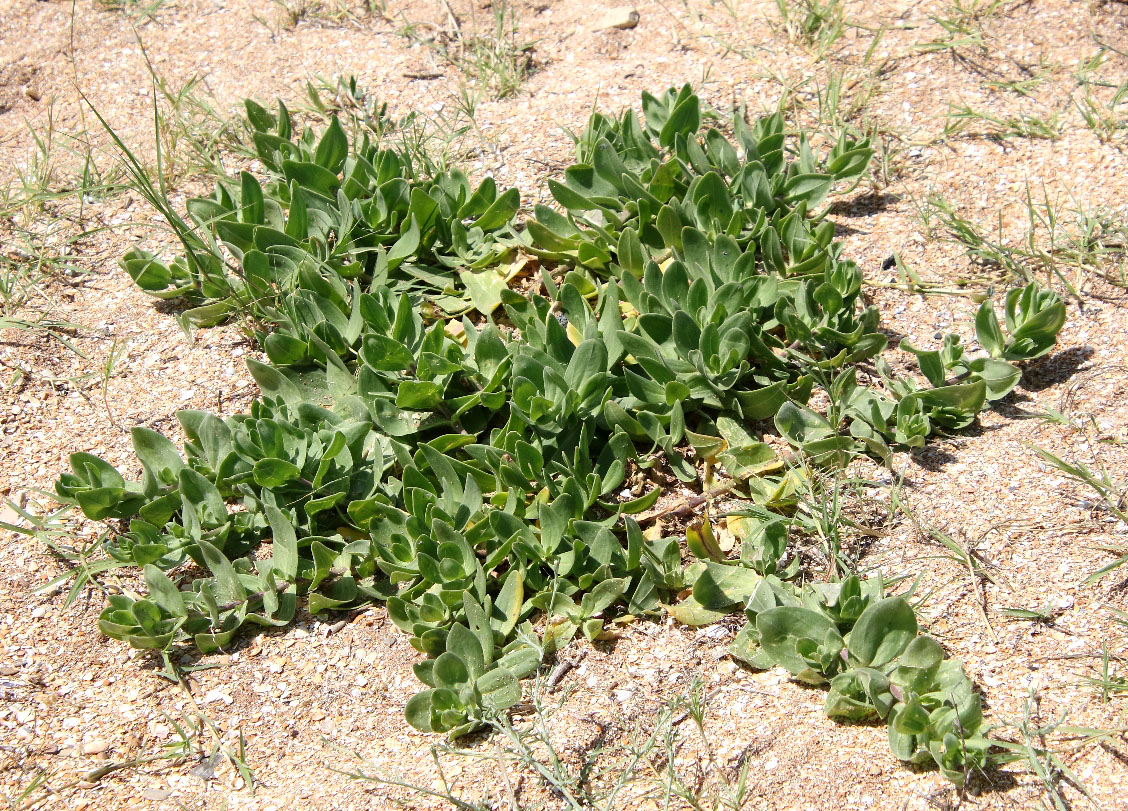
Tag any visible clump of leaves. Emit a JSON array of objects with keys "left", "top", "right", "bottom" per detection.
[
  {"left": 55, "top": 86, "right": 1067, "bottom": 770},
  {"left": 121, "top": 100, "right": 526, "bottom": 329},
  {"left": 728, "top": 575, "right": 991, "bottom": 785}
]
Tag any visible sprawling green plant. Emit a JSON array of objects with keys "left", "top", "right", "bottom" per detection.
[
  {"left": 726, "top": 571, "right": 990, "bottom": 785},
  {"left": 53, "top": 86, "right": 1068, "bottom": 783}
]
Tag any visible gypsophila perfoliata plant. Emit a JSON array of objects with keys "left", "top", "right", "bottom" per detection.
[{"left": 51, "top": 85, "right": 1068, "bottom": 783}]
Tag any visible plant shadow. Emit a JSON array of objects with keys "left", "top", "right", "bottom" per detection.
[
  {"left": 826, "top": 192, "right": 901, "bottom": 218},
  {"left": 1019, "top": 346, "right": 1094, "bottom": 392},
  {"left": 909, "top": 444, "right": 959, "bottom": 472}
]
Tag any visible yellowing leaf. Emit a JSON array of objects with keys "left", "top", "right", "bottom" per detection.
[
  {"left": 444, "top": 319, "right": 467, "bottom": 346},
  {"left": 687, "top": 518, "right": 724, "bottom": 561},
  {"left": 459, "top": 268, "right": 509, "bottom": 315},
  {"left": 665, "top": 597, "right": 728, "bottom": 627}
]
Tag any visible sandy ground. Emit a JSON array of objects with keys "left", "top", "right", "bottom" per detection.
[{"left": 2, "top": 0, "right": 1128, "bottom": 809}]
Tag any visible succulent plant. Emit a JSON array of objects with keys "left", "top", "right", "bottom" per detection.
[{"left": 55, "top": 85, "right": 1068, "bottom": 784}]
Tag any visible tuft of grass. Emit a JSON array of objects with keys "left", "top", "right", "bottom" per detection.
[
  {"left": 1075, "top": 84, "right": 1128, "bottom": 142},
  {"left": 943, "top": 103, "right": 1064, "bottom": 141},
  {"left": 1030, "top": 444, "right": 1128, "bottom": 582},
  {"left": 0, "top": 45, "right": 251, "bottom": 357},
  {"left": 920, "top": 193, "right": 1027, "bottom": 280},
  {"left": 916, "top": 0, "right": 1010, "bottom": 54},
  {"left": 753, "top": 63, "right": 906, "bottom": 191},
  {"left": 396, "top": 0, "right": 534, "bottom": 100},
  {"left": 1083, "top": 644, "right": 1128, "bottom": 703},
  {"left": 459, "top": 0, "right": 535, "bottom": 100},
  {"left": 992, "top": 690, "right": 1115, "bottom": 811},
  {"left": 138, "top": 48, "right": 246, "bottom": 180},
  {"left": 811, "top": 67, "right": 882, "bottom": 136},
  {"left": 2, "top": 768, "right": 52, "bottom": 811},
  {"left": 1072, "top": 49, "right": 1128, "bottom": 142},
  {"left": 0, "top": 228, "right": 91, "bottom": 361},
  {"left": 260, "top": 0, "right": 383, "bottom": 31},
  {"left": 1021, "top": 185, "right": 1128, "bottom": 289},
  {"left": 0, "top": 100, "right": 125, "bottom": 356},
  {"left": 772, "top": 0, "right": 846, "bottom": 56},
  {"left": 916, "top": 187, "right": 1120, "bottom": 295},
  {"left": 984, "top": 60, "right": 1056, "bottom": 98},
  {"left": 1084, "top": 609, "right": 1128, "bottom": 702},
  {"left": 1, "top": 103, "right": 125, "bottom": 220},
  {"left": 787, "top": 457, "right": 885, "bottom": 580}
]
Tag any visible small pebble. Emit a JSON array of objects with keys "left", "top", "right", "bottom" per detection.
[
  {"left": 82, "top": 740, "right": 111, "bottom": 755},
  {"left": 594, "top": 7, "right": 639, "bottom": 30}
]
